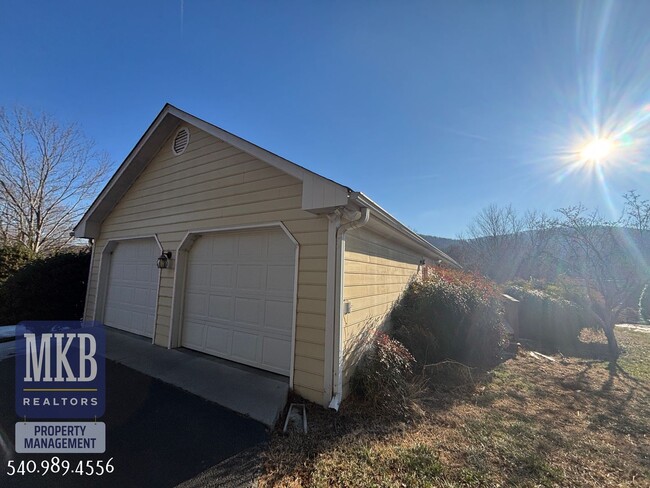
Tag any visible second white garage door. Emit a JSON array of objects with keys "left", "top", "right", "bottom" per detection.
[{"left": 182, "top": 228, "right": 296, "bottom": 376}]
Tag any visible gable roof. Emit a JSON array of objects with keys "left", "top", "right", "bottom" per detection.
[{"left": 74, "top": 104, "right": 458, "bottom": 267}]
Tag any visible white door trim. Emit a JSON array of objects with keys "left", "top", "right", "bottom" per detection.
[
  {"left": 94, "top": 235, "right": 162, "bottom": 344},
  {"left": 169, "top": 222, "right": 299, "bottom": 386}
]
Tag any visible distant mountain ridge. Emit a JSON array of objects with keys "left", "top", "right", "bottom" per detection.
[
  {"left": 420, "top": 235, "right": 459, "bottom": 252},
  {"left": 421, "top": 227, "right": 650, "bottom": 284}
]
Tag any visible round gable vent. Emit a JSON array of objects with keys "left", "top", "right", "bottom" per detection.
[{"left": 172, "top": 127, "right": 190, "bottom": 155}]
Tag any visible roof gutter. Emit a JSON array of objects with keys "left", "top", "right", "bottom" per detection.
[{"left": 350, "top": 192, "right": 460, "bottom": 269}]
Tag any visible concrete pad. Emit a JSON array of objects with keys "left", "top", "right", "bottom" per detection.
[{"left": 104, "top": 328, "right": 289, "bottom": 427}]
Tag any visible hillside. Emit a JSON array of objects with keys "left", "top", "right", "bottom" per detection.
[{"left": 420, "top": 235, "right": 459, "bottom": 252}]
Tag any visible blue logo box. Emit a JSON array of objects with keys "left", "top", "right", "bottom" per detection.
[{"left": 15, "top": 321, "right": 105, "bottom": 419}]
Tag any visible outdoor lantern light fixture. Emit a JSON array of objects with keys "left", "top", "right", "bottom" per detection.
[{"left": 157, "top": 251, "right": 172, "bottom": 269}]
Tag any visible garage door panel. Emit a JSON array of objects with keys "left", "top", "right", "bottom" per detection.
[
  {"left": 264, "top": 301, "right": 293, "bottom": 339},
  {"left": 136, "top": 264, "right": 154, "bottom": 281},
  {"left": 103, "top": 238, "right": 158, "bottom": 338},
  {"left": 111, "top": 263, "right": 123, "bottom": 280},
  {"left": 183, "top": 320, "right": 206, "bottom": 349},
  {"left": 149, "top": 289, "right": 158, "bottom": 308},
  {"left": 261, "top": 337, "right": 291, "bottom": 372},
  {"left": 103, "top": 306, "right": 122, "bottom": 326},
  {"left": 211, "top": 235, "right": 236, "bottom": 258},
  {"left": 267, "top": 265, "right": 294, "bottom": 295},
  {"left": 134, "top": 287, "right": 152, "bottom": 306},
  {"left": 236, "top": 264, "right": 266, "bottom": 291},
  {"left": 234, "top": 297, "right": 263, "bottom": 325},
  {"left": 185, "top": 292, "right": 208, "bottom": 317},
  {"left": 190, "top": 242, "right": 210, "bottom": 260},
  {"left": 136, "top": 243, "right": 153, "bottom": 259},
  {"left": 264, "top": 300, "right": 293, "bottom": 332},
  {"left": 208, "top": 295, "right": 234, "bottom": 320},
  {"left": 123, "top": 264, "right": 140, "bottom": 282},
  {"left": 231, "top": 331, "right": 259, "bottom": 363},
  {"left": 205, "top": 326, "right": 232, "bottom": 356},
  {"left": 238, "top": 234, "right": 265, "bottom": 258},
  {"left": 268, "top": 233, "right": 295, "bottom": 260},
  {"left": 108, "top": 284, "right": 128, "bottom": 304},
  {"left": 151, "top": 267, "right": 159, "bottom": 283},
  {"left": 210, "top": 264, "right": 234, "bottom": 287},
  {"left": 186, "top": 264, "right": 209, "bottom": 287},
  {"left": 131, "top": 311, "right": 151, "bottom": 327},
  {"left": 182, "top": 228, "right": 295, "bottom": 376}
]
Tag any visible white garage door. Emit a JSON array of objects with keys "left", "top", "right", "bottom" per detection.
[
  {"left": 182, "top": 228, "right": 296, "bottom": 376},
  {"left": 104, "top": 238, "right": 159, "bottom": 338}
]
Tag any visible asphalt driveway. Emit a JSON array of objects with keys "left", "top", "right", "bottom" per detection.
[{"left": 0, "top": 348, "right": 268, "bottom": 488}]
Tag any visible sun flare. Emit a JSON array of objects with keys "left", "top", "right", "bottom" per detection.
[{"left": 580, "top": 138, "right": 615, "bottom": 162}]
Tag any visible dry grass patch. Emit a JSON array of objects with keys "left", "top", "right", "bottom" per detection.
[{"left": 260, "top": 329, "right": 650, "bottom": 487}]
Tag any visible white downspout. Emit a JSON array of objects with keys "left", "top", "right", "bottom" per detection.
[
  {"left": 323, "top": 211, "right": 340, "bottom": 406},
  {"left": 329, "top": 207, "right": 370, "bottom": 410}
]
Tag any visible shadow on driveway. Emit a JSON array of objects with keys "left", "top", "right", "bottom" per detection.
[{"left": 0, "top": 357, "right": 268, "bottom": 487}]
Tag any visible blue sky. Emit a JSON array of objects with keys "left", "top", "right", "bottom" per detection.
[{"left": 1, "top": 1, "right": 649, "bottom": 237}]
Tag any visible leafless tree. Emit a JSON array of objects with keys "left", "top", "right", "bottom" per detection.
[
  {"left": 623, "top": 190, "right": 650, "bottom": 235},
  {"left": 517, "top": 210, "right": 560, "bottom": 280},
  {"left": 456, "top": 194, "right": 649, "bottom": 360},
  {"left": 555, "top": 200, "right": 650, "bottom": 359},
  {"left": 457, "top": 204, "right": 525, "bottom": 282},
  {"left": 0, "top": 107, "right": 111, "bottom": 254},
  {"left": 457, "top": 204, "right": 559, "bottom": 283},
  {"left": 622, "top": 190, "right": 650, "bottom": 323},
  {"left": 0, "top": 199, "right": 9, "bottom": 245}
]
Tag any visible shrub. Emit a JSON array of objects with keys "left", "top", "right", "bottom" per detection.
[
  {"left": 349, "top": 332, "right": 416, "bottom": 417},
  {"left": 537, "top": 277, "right": 608, "bottom": 320},
  {"left": 391, "top": 268, "right": 508, "bottom": 368},
  {"left": 0, "top": 250, "right": 90, "bottom": 325},
  {"left": 0, "top": 244, "right": 33, "bottom": 285},
  {"left": 503, "top": 282, "right": 588, "bottom": 350}
]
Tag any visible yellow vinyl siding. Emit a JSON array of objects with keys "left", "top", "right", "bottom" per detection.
[
  {"left": 83, "top": 260, "right": 99, "bottom": 319},
  {"left": 342, "top": 226, "right": 422, "bottom": 391},
  {"left": 84, "top": 125, "right": 328, "bottom": 404}
]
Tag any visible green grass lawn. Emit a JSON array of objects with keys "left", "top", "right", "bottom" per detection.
[{"left": 261, "top": 328, "right": 650, "bottom": 487}]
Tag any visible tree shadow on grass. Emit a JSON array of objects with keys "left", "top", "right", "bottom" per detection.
[
  {"left": 570, "top": 338, "right": 611, "bottom": 361},
  {"left": 263, "top": 328, "right": 650, "bottom": 486},
  {"left": 549, "top": 336, "right": 650, "bottom": 479}
]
